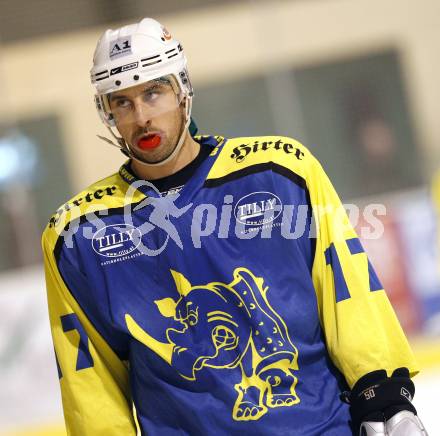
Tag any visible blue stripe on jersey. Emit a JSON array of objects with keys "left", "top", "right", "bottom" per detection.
[
  {"left": 325, "top": 243, "right": 351, "bottom": 302},
  {"left": 347, "top": 237, "right": 382, "bottom": 292}
]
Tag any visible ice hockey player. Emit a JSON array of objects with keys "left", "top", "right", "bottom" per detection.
[{"left": 42, "top": 17, "right": 428, "bottom": 436}]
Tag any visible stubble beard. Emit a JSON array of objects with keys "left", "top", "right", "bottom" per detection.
[{"left": 129, "top": 110, "right": 184, "bottom": 165}]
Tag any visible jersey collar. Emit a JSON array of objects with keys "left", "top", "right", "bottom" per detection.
[{"left": 118, "top": 135, "right": 224, "bottom": 186}]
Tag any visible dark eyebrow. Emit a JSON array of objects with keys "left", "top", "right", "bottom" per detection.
[
  {"left": 144, "top": 82, "right": 167, "bottom": 92},
  {"left": 109, "top": 94, "right": 128, "bottom": 102}
]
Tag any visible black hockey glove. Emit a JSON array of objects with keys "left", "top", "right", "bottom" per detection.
[{"left": 342, "top": 367, "right": 427, "bottom": 435}]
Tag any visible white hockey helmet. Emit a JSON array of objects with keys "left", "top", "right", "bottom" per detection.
[{"left": 91, "top": 18, "right": 193, "bottom": 128}]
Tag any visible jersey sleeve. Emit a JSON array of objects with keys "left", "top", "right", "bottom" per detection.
[
  {"left": 308, "top": 157, "right": 419, "bottom": 388},
  {"left": 42, "top": 229, "right": 138, "bottom": 435}
]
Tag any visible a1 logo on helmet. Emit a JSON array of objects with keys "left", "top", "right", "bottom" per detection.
[
  {"left": 109, "top": 37, "right": 132, "bottom": 59},
  {"left": 161, "top": 26, "right": 172, "bottom": 42}
]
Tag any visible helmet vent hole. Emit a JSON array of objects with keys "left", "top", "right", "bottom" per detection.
[
  {"left": 115, "top": 80, "right": 121, "bottom": 86},
  {"left": 133, "top": 75, "right": 139, "bottom": 81}
]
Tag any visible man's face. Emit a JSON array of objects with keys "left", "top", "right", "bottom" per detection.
[{"left": 108, "top": 79, "right": 184, "bottom": 164}]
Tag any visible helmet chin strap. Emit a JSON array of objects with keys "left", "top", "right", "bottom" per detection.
[{"left": 97, "top": 97, "right": 193, "bottom": 167}]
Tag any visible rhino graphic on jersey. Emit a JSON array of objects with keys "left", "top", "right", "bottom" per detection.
[{"left": 125, "top": 267, "right": 300, "bottom": 421}]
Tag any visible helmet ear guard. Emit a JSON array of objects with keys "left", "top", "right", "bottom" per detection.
[{"left": 94, "top": 94, "right": 115, "bottom": 127}]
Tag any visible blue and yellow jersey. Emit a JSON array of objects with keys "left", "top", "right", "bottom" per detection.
[{"left": 42, "top": 135, "right": 417, "bottom": 435}]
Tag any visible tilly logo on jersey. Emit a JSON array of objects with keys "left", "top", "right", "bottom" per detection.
[
  {"left": 92, "top": 224, "right": 141, "bottom": 258},
  {"left": 234, "top": 192, "right": 282, "bottom": 226}
]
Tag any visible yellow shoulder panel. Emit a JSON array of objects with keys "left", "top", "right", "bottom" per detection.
[
  {"left": 43, "top": 168, "right": 146, "bottom": 249},
  {"left": 207, "top": 135, "right": 313, "bottom": 182}
]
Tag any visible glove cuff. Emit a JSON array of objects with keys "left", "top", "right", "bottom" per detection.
[{"left": 348, "top": 367, "right": 416, "bottom": 431}]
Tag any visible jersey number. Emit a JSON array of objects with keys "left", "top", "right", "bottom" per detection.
[
  {"left": 325, "top": 237, "right": 382, "bottom": 302},
  {"left": 60, "top": 313, "right": 94, "bottom": 375}
]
